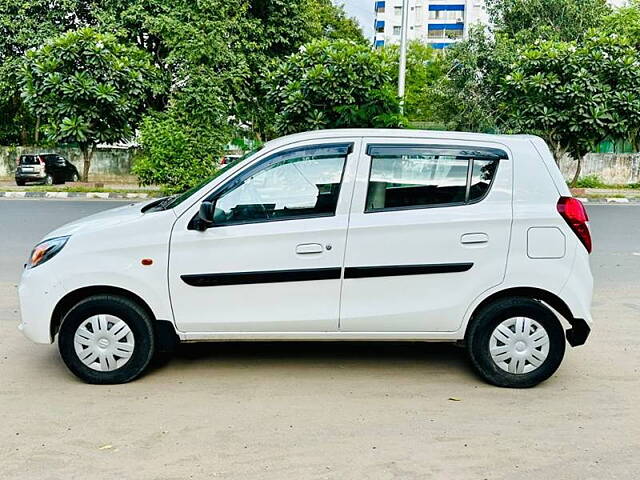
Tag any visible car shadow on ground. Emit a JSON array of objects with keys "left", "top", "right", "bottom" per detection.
[{"left": 149, "top": 341, "right": 474, "bottom": 378}]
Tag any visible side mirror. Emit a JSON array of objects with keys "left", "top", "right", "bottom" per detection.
[{"left": 197, "top": 201, "right": 215, "bottom": 231}]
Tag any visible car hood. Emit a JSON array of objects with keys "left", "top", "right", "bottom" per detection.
[{"left": 43, "top": 199, "right": 174, "bottom": 240}]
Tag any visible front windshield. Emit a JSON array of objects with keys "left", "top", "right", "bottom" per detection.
[{"left": 163, "top": 147, "right": 262, "bottom": 209}]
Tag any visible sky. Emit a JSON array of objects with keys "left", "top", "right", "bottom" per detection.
[{"left": 339, "top": 0, "right": 375, "bottom": 40}]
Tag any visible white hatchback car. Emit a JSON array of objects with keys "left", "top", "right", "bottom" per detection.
[{"left": 19, "top": 129, "right": 593, "bottom": 387}]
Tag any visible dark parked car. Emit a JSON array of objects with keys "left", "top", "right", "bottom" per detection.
[{"left": 15, "top": 154, "right": 80, "bottom": 186}]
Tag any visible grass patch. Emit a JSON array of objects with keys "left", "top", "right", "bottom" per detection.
[{"left": 572, "top": 175, "right": 607, "bottom": 188}]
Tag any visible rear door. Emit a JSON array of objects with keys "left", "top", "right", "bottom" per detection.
[{"left": 340, "top": 138, "right": 513, "bottom": 332}]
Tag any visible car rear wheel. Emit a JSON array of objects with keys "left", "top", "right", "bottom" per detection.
[
  {"left": 58, "top": 295, "right": 155, "bottom": 384},
  {"left": 71, "top": 173, "right": 79, "bottom": 182},
  {"left": 44, "top": 174, "right": 53, "bottom": 186},
  {"left": 466, "top": 297, "right": 566, "bottom": 388},
  {"left": 16, "top": 180, "right": 25, "bottom": 186}
]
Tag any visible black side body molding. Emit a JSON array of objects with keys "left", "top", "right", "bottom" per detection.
[
  {"left": 344, "top": 263, "right": 473, "bottom": 279},
  {"left": 181, "top": 267, "right": 342, "bottom": 287}
]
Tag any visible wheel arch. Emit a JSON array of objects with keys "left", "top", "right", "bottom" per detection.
[
  {"left": 466, "top": 286, "right": 574, "bottom": 336},
  {"left": 51, "top": 285, "right": 157, "bottom": 341}
]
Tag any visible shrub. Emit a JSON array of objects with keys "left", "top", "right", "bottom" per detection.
[{"left": 573, "top": 174, "right": 606, "bottom": 189}]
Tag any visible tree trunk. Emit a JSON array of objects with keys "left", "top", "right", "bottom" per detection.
[
  {"left": 570, "top": 155, "right": 583, "bottom": 187},
  {"left": 81, "top": 144, "right": 95, "bottom": 182},
  {"left": 550, "top": 140, "right": 567, "bottom": 166}
]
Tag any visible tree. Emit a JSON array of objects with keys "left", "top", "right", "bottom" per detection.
[
  {"left": 497, "top": 32, "right": 640, "bottom": 184},
  {"left": 266, "top": 39, "right": 404, "bottom": 135},
  {"left": 485, "top": 0, "right": 610, "bottom": 41},
  {"left": 21, "top": 28, "right": 157, "bottom": 180},
  {"left": 428, "top": 26, "right": 510, "bottom": 132},
  {"left": 387, "top": 41, "right": 447, "bottom": 123},
  {"left": 96, "top": 0, "right": 369, "bottom": 191},
  {"left": 94, "top": 0, "right": 366, "bottom": 142},
  {"left": 0, "top": 0, "right": 94, "bottom": 144},
  {"left": 433, "top": 0, "right": 614, "bottom": 134}
]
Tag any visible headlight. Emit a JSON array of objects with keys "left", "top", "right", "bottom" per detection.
[{"left": 27, "top": 236, "right": 70, "bottom": 269}]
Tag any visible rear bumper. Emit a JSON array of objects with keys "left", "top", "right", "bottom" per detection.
[
  {"left": 16, "top": 173, "right": 46, "bottom": 181},
  {"left": 566, "top": 318, "right": 590, "bottom": 347}
]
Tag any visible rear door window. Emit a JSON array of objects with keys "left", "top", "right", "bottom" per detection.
[
  {"left": 365, "top": 145, "right": 505, "bottom": 212},
  {"left": 20, "top": 155, "right": 39, "bottom": 165}
]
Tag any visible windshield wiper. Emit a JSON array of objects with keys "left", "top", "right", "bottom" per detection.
[{"left": 158, "top": 194, "right": 179, "bottom": 210}]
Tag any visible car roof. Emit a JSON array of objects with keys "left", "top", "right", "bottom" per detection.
[{"left": 261, "top": 129, "right": 541, "bottom": 151}]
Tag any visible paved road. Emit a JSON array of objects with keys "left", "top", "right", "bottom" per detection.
[{"left": 0, "top": 199, "right": 638, "bottom": 479}]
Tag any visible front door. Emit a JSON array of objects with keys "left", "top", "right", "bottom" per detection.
[
  {"left": 169, "top": 140, "right": 360, "bottom": 333},
  {"left": 340, "top": 139, "right": 513, "bottom": 332}
]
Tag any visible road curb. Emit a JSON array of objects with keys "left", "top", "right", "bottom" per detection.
[
  {"left": 0, "top": 191, "right": 150, "bottom": 200},
  {"left": 578, "top": 197, "right": 639, "bottom": 204}
]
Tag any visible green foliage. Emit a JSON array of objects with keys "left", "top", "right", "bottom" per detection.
[
  {"left": 573, "top": 174, "right": 606, "bottom": 189},
  {"left": 485, "top": 0, "right": 610, "bottom": 42},
  {"left": 266, "top": 40, "right": 404, "bottom": 135},
  {"left": 497, "top": 32, "right": 640, "bottom": 163},
  {"left": 384, "top": 41, "right": 447, "bottom": 123},
  {"left": 133, "top": 115, "right": 224, "bottom": 193},
  {"left": 93, "top": 0, "right": 367, "bottom": 190},
  {"left": 20, "top": 28, "right": 157, "bottom": 179},
  {"left": 0, "top": 0, "right": 94, "bottom": 144},
  {"left": 428, "top": 26, "right": 509, "bottom": 132}
]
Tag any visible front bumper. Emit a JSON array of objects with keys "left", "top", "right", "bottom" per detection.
[{"left": 18, "top": 265, "right": 65, "bottom": 344}]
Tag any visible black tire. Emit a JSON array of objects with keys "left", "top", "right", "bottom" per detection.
[
  {"left": 44, "top": 174, "right": 53, "bottom": 186},
  {"left": 71, "top": 173, "right": 79, "bottom": 182},
  {"left": 466, "top": 297, "right": 566, "bottom": 388},
  {"left": 58, "top": 295, "right": 155, "bottom": 384},
  {"left": 16, "top": 180, "right": 25, "bottom": 186}
]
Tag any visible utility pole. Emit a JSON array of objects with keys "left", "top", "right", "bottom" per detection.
[{"left": 398, "top": 0, "right": 409, "bottom": 115}]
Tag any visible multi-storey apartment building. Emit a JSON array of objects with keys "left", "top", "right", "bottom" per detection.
[
  {"left": 373, "top": 0, "right": 489, "bottom": 49},
  {"left": 373, "top": 0, "right": 629, "bottom": 49}
]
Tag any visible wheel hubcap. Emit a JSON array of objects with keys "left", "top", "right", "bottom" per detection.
[
  {"left": 73, "top": 314, "right": 135, "bottom": 372},
  {"left": 489, "top": 317, "right": 550, "bottom": 374}
]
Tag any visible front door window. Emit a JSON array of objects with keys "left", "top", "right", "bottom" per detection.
[{"left": 213, "top": 144, "right": 349, "bottom": 226}]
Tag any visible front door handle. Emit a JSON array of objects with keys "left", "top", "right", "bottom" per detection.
[
  {"left": 296, "top": 243, "right": 323, "bottom": 254},
  {"left": 461, "top": 233, "right": 489, "bottom": 245}
]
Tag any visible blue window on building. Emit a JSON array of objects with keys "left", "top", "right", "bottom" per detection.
[
  {"left": 428, "top": 4, "right": 465, "bottom": 11},
  {"left": 375, "top": 1, "right": 385, "bottom": 12},
  {"left": 375, "top": 20, "right": 385, "bottom": 33},
  {"left": 428, "top": 23, "right": 464, "bottom": 31},
  {"left": 375, "top": 39, "right": 385, "bottom": 48},
  {"left": 428, "top": 5, "right": 465, "bottom": 21}
]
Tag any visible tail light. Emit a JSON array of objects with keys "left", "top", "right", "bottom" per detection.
[{"left": 557, "top": 197, "right": 592, "bottom": 253}]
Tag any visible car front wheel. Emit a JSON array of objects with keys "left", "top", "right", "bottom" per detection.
[
  {"left": 466, "top": 297, "right": 566, "bottom": 388},
  {"left": 58, "top": 295, "right": 155, "bottom": 384}
]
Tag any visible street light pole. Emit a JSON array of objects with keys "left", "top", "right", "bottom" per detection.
[{"left": 398, "top": 0, "right": 409, "bottom": 115}]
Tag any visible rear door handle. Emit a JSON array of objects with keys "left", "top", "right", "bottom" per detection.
[
  {"left": 296, "top": 243, "right": 324, "bottom": 254},
  {"left": 461, "top": 233, "right": 489, "bottom": 245}
]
